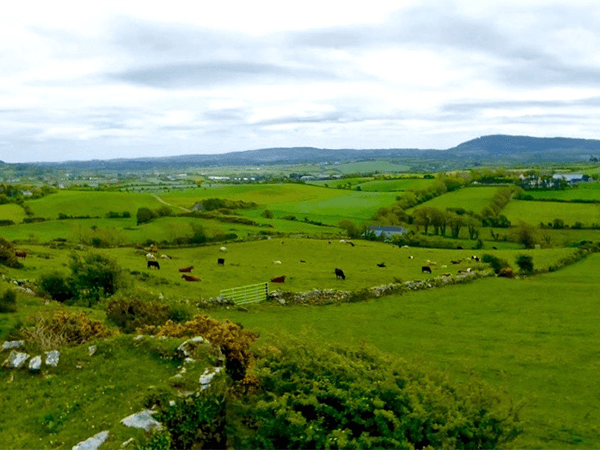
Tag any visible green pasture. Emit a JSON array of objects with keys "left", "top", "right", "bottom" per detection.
[
  {"left": 525, "top": 183, "right": 600, "bottom": 201},
  {"left": 356, "top": 178, "right": 437, "bottom": 192},
  {"left": 503, "top": 200, "right": 600, "bottom": 226},
  {"left": 408, "top": 187, "right": 501, "bottom": 214},
  {"left": 0, "top": 203, "right": 26, "bottom": 223},
  {"left": 8, "top": 240, "right": 576, "bottom": 301},
  {"left": 212, "top": 253, "right": 600, "bottom": 448},
  {"left": 24, "top": 191, "right": 163, "bottom": 219},
  {"left": 308, "top": 177, "right": 372, "bottom": 188}
]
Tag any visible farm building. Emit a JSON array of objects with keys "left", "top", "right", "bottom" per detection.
[
  {"left": 368, "top": 226, "right": 408, "bottom": 239},
  {"left": 552, "top": 173, "right": 589, "bottom": 185}
]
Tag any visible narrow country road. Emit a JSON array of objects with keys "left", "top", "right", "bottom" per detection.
[{"left": 152, "top": 194, "right": 192, "bottom": 212}]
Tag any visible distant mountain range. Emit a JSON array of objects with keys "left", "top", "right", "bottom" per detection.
[{"left": 11, "top": 135, "right": 600, "bottom": 170}]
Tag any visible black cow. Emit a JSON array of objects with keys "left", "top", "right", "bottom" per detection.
[
  {"left": 421, "top": 266, "right": 432, "bottom": 274},
  {"left": 377, "top": 263, "right": 386, "bottom": 268},
  {"left": 217, "top": 258, "right": 225, "bottom": 266},
  {"left": 147, "top": 260, "right": 160, "bottom": 270},
  {"left": 335, "top": 268, "right": 346, "bottom": 280}
]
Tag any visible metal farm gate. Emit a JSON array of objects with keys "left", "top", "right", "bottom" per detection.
[{"left": 220, "top": 282, "right": 269, "bottom": 305}]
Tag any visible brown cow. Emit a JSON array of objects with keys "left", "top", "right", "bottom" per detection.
[
  {"left": 270, "top": 275, "right": 286, "bottom": 283},
  {"left": 181, "top": 274, "right": 200, "bottom": 282},
  {"left": 15, "top": 250, "right": 27, "bottom": 259},
  {"left": 179, "top": 266, "right": 194, "bottom": 273}
]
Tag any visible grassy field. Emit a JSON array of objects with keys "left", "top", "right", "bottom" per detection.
[
  {"left": 4, "top": 240, "right": 579, "bottom": 301},
  {"left": 0, "top": 203, "right": 26, "bottom": 223},
  {"left": 503, "top": 199, "right": 600, "bottom": 226},
  {"left": 211, "top": 253, "right": 600, "bottom": 448},
  {"left": 25, "top": 191, "right": 163, "bottom": 219},
  {"left": 356, "top": 178, "right": 437, "bottom": 192},
  {"left": 333, "top": 161, "right": 411, "bottom": 174},
  {"left": 526, "top": 183, "right": 600, "bottom": 201},
  {"left": 407, "top": 187, "right": 501, "bottom": 213}
]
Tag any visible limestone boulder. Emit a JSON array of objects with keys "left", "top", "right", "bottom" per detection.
[
  {"left": 121, "top": 410, "right": 162, "bottom": 432},
  {"left": 3, "top": 350, "right": 30, "bottom": 369},
  {"left": 72, "top": 430, "right": 109, "bottom": 450},
  {"left": 2, "top": 340, "right": 24, "bottom": 352},
  {"left": 29, "top": 355, "right": 42, "bottom": 371},
  {"left": 45, "top": 350, "right": 60, "bottom": 367}
]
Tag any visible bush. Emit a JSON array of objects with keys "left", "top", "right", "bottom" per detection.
[
  {"left": 22, "top": 311, "right": 112, "bottom": 350},
  {"left": 261, "top": 209, "right": 274, "bottom": 219},
  {"left": 234, "top": 340, "right": 522, "bottom": 449},
  {"left": 39, "top": 272, "right": 77, "bottom": 303},
  {"left": 69, "top": 253, "right": 126, "bottom": 305},
  {"left": 0, "top": 238, "right": 23, "bottom": 269},
  {"left": 482, "top": 254, "right": 511, "bottom": 274},
  {"left": 0, "top": 289, "right": 17, "bottom": 313},
  {"left": 105, "top": 293, "right": 171, "bottom": 333},
  {"left": 516, "top": 254, "right": 534, "bottom": 273}
]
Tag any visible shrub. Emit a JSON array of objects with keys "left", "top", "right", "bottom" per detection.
[
  {"left": 516, "top": 254, "right": 534, "bottom": 273},
  {"left": 498, "top": 267, "right": 515, "bottom": 278},
  {"left": 140, "top": 315, "right": 258, "bottom": 382},
  {"left": 0, "top": 289, "right": 17, "bottom": 313},
  {"left": 105, "top": 293, "right": 170, "bottom": 333},
  {"left": 69, "top": 253, "right": 126, "bottom": 305},
  {"left": 235, "top": 340, "right": 523, "bottom": 449},
  {"left": 22, "top": 311, "right": 112, "bottom": 350},
  {"left": 261, "top": 209, "right": 274, "bottom": 219},
  {"left": 482, "top": 254, "right": 511, "bottom": 274},
  {"left": 39, "top": 272, "right": 77, "bottom": 303},
  {"left": 0, "top": 238, "right": 23, "bottom": 269}
]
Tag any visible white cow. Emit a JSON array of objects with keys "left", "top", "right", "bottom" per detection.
[
  {"left": 220, "top": 247, "right": 228, "bottom": 253},
  {"left": 146, "top": 253, "right": 156, "bottom": 261},
  {"left": 273, "top": 260, "right": 282, "bottom": 265}
]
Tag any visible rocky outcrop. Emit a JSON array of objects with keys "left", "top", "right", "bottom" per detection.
[
  {"left": 2, "top": 340, "right": 24, "bottom": 351},
  {"left": 45, "top": 350, "right": 60, "bottom": 367},
  {"left": 2, "top": 350, "right": 30, "bottom": 368},
  {"left": 121, "top": 410, "right": 162, "bottom": 432},
  {"left": 29, "top": 355, "right": 42, "bottom": 371},
  {"left": 199, "top": 367, "right": 222, "bottom": 391}
]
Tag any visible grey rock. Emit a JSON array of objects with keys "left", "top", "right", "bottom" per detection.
[
  {"left": 88, "top": 345, "right": 96, "bottom": 356},
  {"left": 199, "top": 367, "right": 222, "bottom": 390},
  {"left": 29, "top": 355, "right": 42, "bottom": 371},
  {"left": 3, "top": 351, "right": 30, "bottom": 369},
  {"left": 72, "top": 430, "right": 109, "bottom": 450},
  {"left": 2, "top": 340, "right": 24, "bottom": 351},
  {"left": 277, "top": 298, "right": 286, "bottom": 305},
  {"left": 121, "top": 410, "right": 162, "bottom": 431},
  {"left": 177, "top": 336, "right": 211, "bottom": 358},
  {"left": 134, "top": 335, "right": 144, "bottom": 341},
  {"left": 45, "top": 350, "right": 60, "bottom": 367}
]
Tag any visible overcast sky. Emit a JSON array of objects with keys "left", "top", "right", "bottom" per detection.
[{"left": 1, "top": 0, "right": 600, "bottom": 162}]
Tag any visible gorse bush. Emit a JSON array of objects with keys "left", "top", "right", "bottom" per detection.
[{"left": 234, "top": 340, "right": 523, "bottom": 450}]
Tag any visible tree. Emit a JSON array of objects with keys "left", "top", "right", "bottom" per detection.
[
  {"left": 338, "top": 219, "right": 362, "bottom": 239},
  {"left": 447, "top": 212, "right": 465, "bottom": 239},
  {"left": 136, "top": 207, "right": 155, "bottom": 225},
  {"left": 516, "top": 254, "right": 534, "bottom": 273},
  {"left": 413, "top": 207, "right": 432, "bottom": 234},
  {"left": 429, "top": 208, "right": 447, "bottom": 236},
  {"left": 512, "top": 222, "right": 538, "bottom": 249},
  {"left": 69, "top": 253, "right": 125, "bottom": 305},
  {"left": 552, "top": 218, "right": 565, "bottom": 229},
  {"left": 189, "top": 223, "right": 207, "bottom": 244}
]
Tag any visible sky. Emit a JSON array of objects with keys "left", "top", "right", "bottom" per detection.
[{"left": 1, "top": 0, "right": 600, "bottom": 163}]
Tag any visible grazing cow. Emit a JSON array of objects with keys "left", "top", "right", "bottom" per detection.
[
  {"left": 335, "top": 268, "right": 346, "bottom": 280},
  {"left": 442, "top": 273, "right": 451, "bottom": 277},
  {"left": 15, "top": 250, "right": 27, "bottom": 259},
  {"left": 328, "top": 241, "right": 331, "bottom": 244},
  {"left": 339, "top": 239, "right": 346, "bottom": 243},
  {"left": 408, "top": 255, "right": 414, "bottom": 259},
  {"left": 347, "top": 241, "right": 355, "bottom": 247},
  {"left": 273, "top": 260, "right": 282, "bottom": 265},
  {"left": 402, "top": 245, "right": 409, "bottom": 249},
  {"left": 147, "top": 260, "right": 160, "bottom": 270},
  {"left": 300, "top": 260, "right": 306, "bottom": 263},
  {"left": 179, "top": 266, "right": 194, "bottom": 273},
  {"left": 281, "top": 241, "right": 285, "bottom": 245},
  {"left": 427, "top": 260, "right": 437, "bottom": 266},
  {"left": 492, "top": 246, "right": 498, "bottom": 250},
  {"left": 451, "top": 260, "right": 462, "bottom": 265},
  {"left": 421, "top": 266, "right": 432, "bottom": 274},
  {"left": 220, "top": 247, "right": 227, "bottom": 253},
  {"left": 217, "top": 258, "right": 225, "bottom": 266},
  {"left": 160, "top": 254, "right": 172, "bottom": 259},
  {"left": 270, "top": 275, "right": 286, "bottom": 283},
  {"left": 471, "top": 256, "right": 480, "bottom": 262},
  {"left": 181, "top": 274, "right": 200, "bottom": 282},
  {"left": 456, "top": 246, "right": 463, "bottom": 250},
  {"left": 146, "top": 253, "right": 156, "bottom": 261},
  {"left": 377, "top": 263, "right": 386, "bottom": 268},
  {"left": 441, "top": 265, "right": 447, "bottom": 269}
]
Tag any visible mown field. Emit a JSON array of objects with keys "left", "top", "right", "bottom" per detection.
[
  {"left": 24, "top": 191, "right": 163, "bottom": 219},
  {"left": 407, "top": 186, "right": 501, "bottom": 213},
  {"left": 211, "top": 254, "right": 600, "bottom": 449},
  {"left": 503, "top": 199, "right": 600, "bottom": 226}
]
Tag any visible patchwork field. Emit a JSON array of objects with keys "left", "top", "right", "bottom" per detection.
[
  {"left": 211, "top": 254, "right": 600, "bottom": 448},
  {"left": 407, "top": 186, "right": 501, "bottom": 213},
  {"left": 526, "top": 183, "right": 600, "bottom": 201},
  {"left": 503, "top": 199, "right": 600, "bottom": 226}
]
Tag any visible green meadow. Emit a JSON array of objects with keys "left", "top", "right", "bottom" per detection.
[
  {"left": 408, "top": 186, "right": 501, "bottom": 213},
  {"left": 526, "top": 183, "right": 600, "bottom": 201},
  {"left": 356, "top": 178, "right": 438, "bottom": 192},
  {"left": 333, "top": 161, "right": 411, "bottom": 173},
  {"left": 503, "top": 199, "right": 600, "bottom": 226},
  {"left": 211, "top": 254, "right": 600, "bottom": 449},
  {"left": 0, "top": 203, "right": 26, "bottom": 223},
  {"left": 24, "top": 191, "right": 163, "bottom": 219}
]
